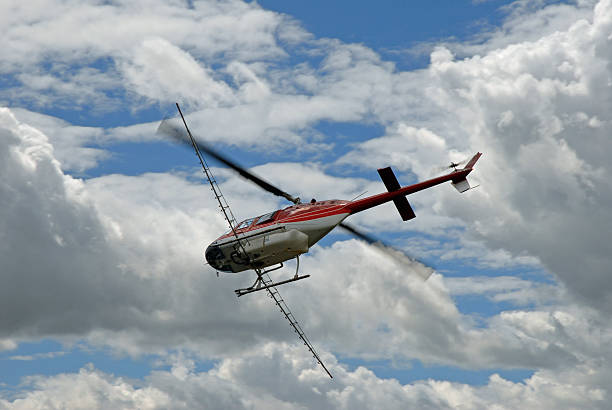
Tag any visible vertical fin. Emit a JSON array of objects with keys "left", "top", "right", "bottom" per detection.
[
  {"left": 377, "top": 167, "right": 416, "bottom": 221},
  {"left": 462, "top": 152, "right": 482, "bottom": 170}
]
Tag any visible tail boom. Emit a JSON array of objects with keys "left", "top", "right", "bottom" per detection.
[{"left": 345, "top": 152, "right": 481, "bottom": 216}]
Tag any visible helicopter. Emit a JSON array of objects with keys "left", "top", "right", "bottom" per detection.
[
  {"left": 158, "top": 103, "right": 481, "bottom": 377},
  {"left": 205, "top": 156, "right": 481, "bottom": 285}
]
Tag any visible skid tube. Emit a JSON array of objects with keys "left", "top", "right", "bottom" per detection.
[{"left": 235, "top": 274, "right": 310, "bottom": 297}]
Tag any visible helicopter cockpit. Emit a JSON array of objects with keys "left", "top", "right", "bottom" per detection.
[
  {"left": 235, "top": 217, "right": 255, "bottom": 230},
  {"left": 227, "top": 210, "right": 279, "bottom": 234},
  {"left": 255, "top": 210, "right": 277, "bottom": 225}
]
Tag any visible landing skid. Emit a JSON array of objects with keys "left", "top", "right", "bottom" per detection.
[
  {"left": 235, "top": 255, "right": 308, "bottom": 297},
  {"left": 234, "top": 274, "right": 310, "bottom": 297}
]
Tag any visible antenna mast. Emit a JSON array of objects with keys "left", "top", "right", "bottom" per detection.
[
  {"left": 176, "top": 103, "right": 238, "bottom": 234},
  {"left": 174, "top": 103, "right": 332, "bottom": 378}
]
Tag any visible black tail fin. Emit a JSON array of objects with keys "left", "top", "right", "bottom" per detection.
[{"left": 377, "top": 167, "right": 416, "bottom": 221}]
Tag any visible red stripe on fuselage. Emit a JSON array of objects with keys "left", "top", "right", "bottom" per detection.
[
  {"left": 213, "top": 164, "right": 477, "bottom": 242},
  {"left": 278, "top": 202, "right": 350, "bottom": 223},
  {"left": 214, "top": 201, "right": 349, "bottom": 241}
]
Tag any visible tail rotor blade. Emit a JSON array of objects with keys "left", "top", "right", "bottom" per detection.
[
  {"left": 429, "top": 158, "right": 470, "bottom": 176},
  {"left": 157, "top": 117, "right": 300, "bottom": 205},
  {"left": 338, "top": 222, "right": 434, "bottom": 281}
]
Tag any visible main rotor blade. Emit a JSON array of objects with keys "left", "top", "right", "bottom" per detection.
[
  {"left": 338, "top": 222, "right": 434, "bottom": 281},
  {"left": 157, "top": 118, "right": 300, "bottom": 204}
]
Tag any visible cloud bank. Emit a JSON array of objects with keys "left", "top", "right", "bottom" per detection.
[{"left": 2, "top": 0, "right": 612, "bottom": 408}]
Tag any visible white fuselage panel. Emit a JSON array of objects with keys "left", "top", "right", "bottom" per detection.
[{"left": 205, "top": 213, "right": 349, "bottom": 273}]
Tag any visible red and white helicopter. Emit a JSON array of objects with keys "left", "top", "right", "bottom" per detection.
[
  {"left": 206, "top": 156, "right": 481, "bottom": 287},
  {"left": 159, "top": 104, "right": 481, "bottom": 378}
]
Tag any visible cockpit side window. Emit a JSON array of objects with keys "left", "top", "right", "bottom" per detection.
[
  {"left": 255, "top": 211, "right": 277, "bottom": 225},
  {"left": 235, "top": 218, "right": 255, "bottom": 230}
]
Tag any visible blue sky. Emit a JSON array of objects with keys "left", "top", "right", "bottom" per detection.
[
  {"left": 2, "top": 0, "right": 612, "bottom": 408},
  {"left": 257, "top": 0, "right": 509, "bottom": 61}
]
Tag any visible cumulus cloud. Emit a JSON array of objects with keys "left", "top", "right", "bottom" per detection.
[
  {"left": 0, "top": 108, "right": 141, "bottom": 339},
  {"left": 423, "top": 0, "right": 612, "bottom": 313},
  {"left": 119, "top": 37, "right": 236, "bottom": 107},
  {"left": 2, "top": 107, "right": 599, "bottom": 375},
  {"left": 4, "top": 0, "right": 612, "bottom": 407},
  {"left": 1, "top": 343, "right": 609, "bottom": 410},
  {"left": 444, "top": 275, "right": 561, "bottom": 306},
  {"left": 9, "top": 108, "right": 110, "bottom": 172},
  {"left": 0, "top": 0, "right": 293, "bottom": 93},
  {"left": 324, "top": 0, "right": 612, "bottom": 316},
  {"left": 0, "top": 108, "right": 284, "bottom": 355}
]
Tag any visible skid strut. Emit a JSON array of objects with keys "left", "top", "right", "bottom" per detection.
[
  {"left": 235, "top": 257, "right": 309, "bottom": 297},
  {"left": 235, "top": 274, "right": 310, "bottom": 297}
]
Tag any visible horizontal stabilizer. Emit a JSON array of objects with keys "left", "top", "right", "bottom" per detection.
[
  {"left": 452, "top": 152, "right": 482, "bottom": 193},
  {"left": 452, "top": 178, "right": 471, "bottom": 193},
  {"left": 377, "top": 167, "right": 416, "bottom": 221}
]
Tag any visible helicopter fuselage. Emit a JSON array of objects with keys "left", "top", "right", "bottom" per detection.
[
  {"left": 205, "top": 200, "right": 350, "bottom": 272},
  {"left": 205, "top": 155, "right": 481, "bottom": 273}
]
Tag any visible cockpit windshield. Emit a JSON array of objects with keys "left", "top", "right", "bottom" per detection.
[
  {"left": 235, "top": 217, "right": 256, "bottom": 230},
  {"left": 255, "top": 210, "right": 277, "bottom": 225}
]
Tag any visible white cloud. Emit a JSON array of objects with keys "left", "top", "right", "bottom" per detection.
[
  {"left": 0, "top": 0, "right": 296, "bottom": 111},
  {"left": 453, "top": 1, "right": 598, "bottom": 58},
  {"left": 9, "top": 108, "right": 110, "bottom": 172},
  {"left": 336, "top": 123, "right": 459, "bottom": 176},
  {"left": 9, "top": 351, "right": 66, "bottom": 361},
  {"left": 119, "top": 37, "right": 236, "bottom": 107},
  {"left": 327, "top": 0, "right": 612, "bottom": 315},
  {"left": 422, "top": 0, "right": 612, "bottom": 313},
  {"left": 445, "top": 275, "right": 561, "bottom": 307},
  {"left": 1, "top": 343, "right": 609, "bottom": 410},
  {"left": 2, "top": 107, "right": 599, "bottom": 375},
  {"left": 4, "top": 0, "right": 612, "bottom": 407},
  {"left": 0, "top": 0, "right": 292, "bottom": 69}
]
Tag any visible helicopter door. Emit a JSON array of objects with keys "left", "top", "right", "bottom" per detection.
[{"left": 230, "top": 243, "right": 250, "bottom": 265}]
